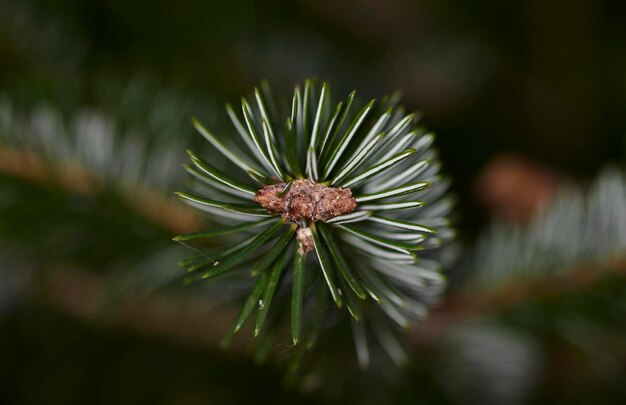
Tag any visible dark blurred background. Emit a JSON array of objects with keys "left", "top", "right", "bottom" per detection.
[{"left": 1, "top": 0, "right": 625, "bottom": 404}]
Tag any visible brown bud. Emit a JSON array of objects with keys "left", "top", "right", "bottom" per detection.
[{"left": 254, "top": 179, "right": 357, "bottom": 223}]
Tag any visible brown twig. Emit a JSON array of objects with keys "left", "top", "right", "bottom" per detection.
[
  {"left": 0, "top": 146, "right": 201, "bottom": 234},
  {"left": 37, "top": 267, "right": 250, "bottom": 355},
  {"left": 25, "top": 258, "right": 626, "bottom": 358},
  {"left": 413, "top": 258, "right": 626, "bottom": 344}
]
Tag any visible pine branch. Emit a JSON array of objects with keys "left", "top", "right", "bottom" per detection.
[
  {"left": 469, "top": 167, "right": 626, "bottom": 290},
  {"left": 0, "top": 145, "right": 201, "bottom": 235},
  {"left": 414, "top": 258, "right": 626, "bottom": 345},
  {"left": 15, "top": 257, "right": 624, "bottom": 371},
  {"left": 175, "top": 79, "right": 456, "bottom": 366},
  {"left": 28, "top": 267, "right": 251, "bottom": 355},
  {"left": 414, "top": 167, "right": 626, "bottom": 344}
]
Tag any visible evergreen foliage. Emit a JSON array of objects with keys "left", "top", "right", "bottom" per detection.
[
  {"left": 176, "top": 80, "right": 455, "bottom": 365},
  {"left": 470, "top": 168, "right": 626, "bottom": 290}
]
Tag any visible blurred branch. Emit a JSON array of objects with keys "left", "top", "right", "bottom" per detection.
[
  {"left": 0, "top": 145, "right": 201, "bottom": 235},
  {"left": 0, "top": 146, "right": 94, "bottom": 193},
  {"left": 414, "top": 258, "right": 626, "bottom": 345},
  {"left": 23, "top": 258, "right": 626, "bottom": 359},
  {"left": 34, "top": 267, "right": 251, "bottom": 355}
]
